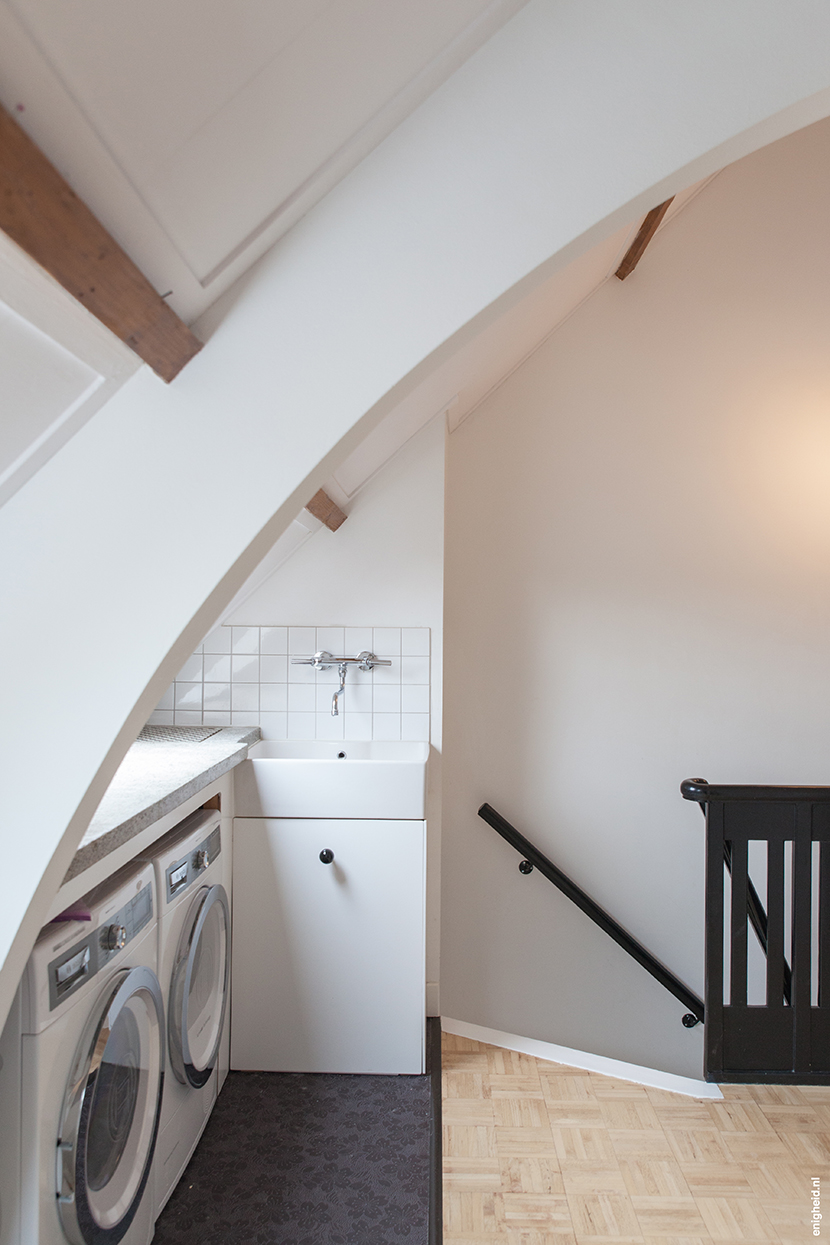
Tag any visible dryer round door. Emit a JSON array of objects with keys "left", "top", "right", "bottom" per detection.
[
  {"left": 168, "top": 883, "right": 230, "bottom": 1088},
  {"left": 57, "top": 965, "right": 164, "bottom": 1245}
]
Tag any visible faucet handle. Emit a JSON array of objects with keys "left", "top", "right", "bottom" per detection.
[
  {"left": 291, "top": 650, "right": 334, "bottom": 670},
  {"left": 356, "top": 650, "right": 392, "bottom": 671}
]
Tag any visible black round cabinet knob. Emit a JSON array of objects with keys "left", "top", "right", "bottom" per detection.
[
  {"left": 319, "top": 849, "right": 335, "bottom": 864},
  {"left": 518, "top": 860, "right": 534, "bottom": 875}
]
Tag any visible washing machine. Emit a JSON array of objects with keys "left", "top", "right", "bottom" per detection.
[
  {"left": 139, "top": 808, "right": 230, "bottom": 1217},
  {"left": 20, "top": 860, "right": 163, "bottom": 1245}
]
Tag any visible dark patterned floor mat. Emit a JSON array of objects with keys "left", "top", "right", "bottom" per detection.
[{"left": 152, "top": 1070, "right": 431, "bottom": 1244}]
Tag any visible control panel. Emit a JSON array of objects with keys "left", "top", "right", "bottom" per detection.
[
  {"left": 47, "top": 882, "right": 154, "bottom": 1011},
  {"left": 165, "top": 825, "right": 221, "bottom": 905}
]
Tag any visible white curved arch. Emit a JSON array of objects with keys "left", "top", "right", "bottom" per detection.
[{"left": 3, "top": 0, "right": 830, "bottom": 1030}]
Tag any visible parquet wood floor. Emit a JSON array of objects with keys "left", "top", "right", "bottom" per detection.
[{"left": 442, "top": 1032, "right": 828, "bottom": 1244}]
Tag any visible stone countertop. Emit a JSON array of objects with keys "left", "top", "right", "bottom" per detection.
[{"left": 64, "top": 725, "right": 261, "bottom": 883}]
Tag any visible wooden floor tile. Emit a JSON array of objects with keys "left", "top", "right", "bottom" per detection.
[
  {"left": 552, "top": 1126, "right": 618, "bottom": 1167},
  {"left": 489, "top": 1075, "right": 545, "bottom": 1099},
  {"left": 562, "top": 1167, "right": 628, "bottom": 1195},
  {"left": 629, "top": 1197, "right": 708, "bottom": 1236},
  {"left": 694, "top": 1196, "right": 778, "bottom": 1240},
  {"left": 757, "top": 1103, "right": 826, "bottom": 1132},
  {"left": 444, "top": 1157, "right": 503, "bottom": 1189},
  {"left": 444, "top": 1099, "right": 498, "bottom": 1126},
  {"left": 609, "top": 1130, "right": 676, "bottom": 1160},
  {"left": 664, "top": 1128, "right": 732, "bottom": 1165},
  {"left": 676, "top": 1164, "right": 754, "bottom": 1198},
  {"left": 495, "top": 1126, "right": 555, "bottom": 1156},
  {"left": 445, "top": 1124, "right": 499, "bottom": 1157},
  {"left": 445, "top": 1070, "right": 488, "bottom": 1099},
  {"left": 547, "top": 1103, "right": 607, "bottom": 1128},
  {"left": 619, "top": 1158, "right": 692, "bottom": 1199},
  {"left": 499, "top": 1156, "right": 564, "bottom": 1194},
  {"left": 760, "top": 1198, "right": 812, "bottom": 1237},
  {"left": 743, "top": 1159, "right": 816, "bottom": 1199},
  {"left": 567, "top": 1190, "right": 643, "bottom": 1240},
  {"left": 779, "top": 1129, "right": 830, "bottom": 1163},
  {"left": 495, "top": 1192, "right": 573, "bottom": 1230},
  {"left": 600, "top": 1099, "right": 662, "bottom": 1132},
  {"left": 493, "top": 1097, "right": 551, "bottom": 1129},
  {"left": 542, "top": 1074, "right": 600, "bottom": 1104},
  {"left": 444, "top": 1190, "right": 499, "bottom": 1235},
  {"left": 705, "top": 1102, "right": 775, "bottom": 1134}
]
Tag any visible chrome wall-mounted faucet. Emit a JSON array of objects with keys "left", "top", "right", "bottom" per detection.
[
  {"left": 332, "top": 662, "right": 348, "bottom": 716},
  {"left": 290, "top": 650, "right": 392, "bottom": 717}
]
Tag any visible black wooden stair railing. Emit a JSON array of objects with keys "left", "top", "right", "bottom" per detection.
[
  {"left": 681, "top": 778, "right": 830, "bottom": 1083},
  {"left": 478, "top": 802, "right": 705, "bottom": 1026}
]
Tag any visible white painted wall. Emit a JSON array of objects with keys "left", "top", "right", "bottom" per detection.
[
  {"left": 4, "top": 0, "right": 830, "bottom": 1032},
  {"left": 226, "top": 417, "right": 445, "bottom": 1008},
  {"left": 442, "top": 119, "right": 830, "bottom": 1078}
]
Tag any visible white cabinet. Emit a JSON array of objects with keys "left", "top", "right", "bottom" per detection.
[{"left": 230, "top": 818, "right": 425, "bottom": 1074}]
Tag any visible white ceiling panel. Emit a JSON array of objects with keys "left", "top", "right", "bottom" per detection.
[
  {"left": 0, "top": 300, "right": 101, "bottom": 479},
  {"left": 8, "top": 0, "right": 510, "bottom": 282}
]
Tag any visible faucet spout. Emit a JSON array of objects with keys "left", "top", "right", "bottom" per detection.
[{"left": 331, "top": 662, "right": 348, "bottom": 716}]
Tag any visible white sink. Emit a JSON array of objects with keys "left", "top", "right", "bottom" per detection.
[{"left": 234, "top": 740, "right": 428, "bottom": 819}]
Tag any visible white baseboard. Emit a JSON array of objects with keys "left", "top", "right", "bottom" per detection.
[{"left": 441, "top": 1016, "right": 722, "bottom": 1099}]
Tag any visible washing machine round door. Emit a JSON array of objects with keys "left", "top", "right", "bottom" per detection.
[
  {"left": 168, "top": 884, "right": 230, "bottom": 1088},
  {"left": 57, "top": 965, "right": 164, "bottom": 1245}
]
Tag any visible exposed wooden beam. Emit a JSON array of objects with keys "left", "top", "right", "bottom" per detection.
[
  {"left": 0, "top": 105, "right": 202, "bottom": 382},
  {"left": 306, "top": 488, "right": 347, "bottom": 532},
  {"left": 615, "top": 197, "right": 674, "bottom": 281}
]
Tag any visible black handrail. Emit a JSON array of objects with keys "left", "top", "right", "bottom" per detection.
[
  {"left": 478, "top": 802, "right": 705, "bottom": 1025},
  {"left": 682, "top": 779, "right": 793, "bottom": 1005}
]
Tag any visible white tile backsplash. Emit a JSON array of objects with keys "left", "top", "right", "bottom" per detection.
[{"left": 157, "top": 626, "right": 430, "bottom": 741}]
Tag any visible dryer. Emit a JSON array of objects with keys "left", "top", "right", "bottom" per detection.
[
  {"left": 140, "top": 809, "right": 230, "bottom": 1217},
  {"left": 20, "top": 861, "right": 163, "bottom": 1245}
]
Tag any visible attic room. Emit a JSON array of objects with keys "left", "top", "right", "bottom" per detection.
[{"left": 3, "top": 3, "right": 830, "bottom": 1243}]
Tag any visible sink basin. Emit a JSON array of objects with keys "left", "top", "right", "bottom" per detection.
[{"left": 234, "top": 740, "right": 428, "bottom": 819}]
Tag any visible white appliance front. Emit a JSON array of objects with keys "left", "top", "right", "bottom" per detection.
[
  {"left": 20, "top": 862, "right": 163, "bottom": 1245},
  {"left": 140, "top": 809, "right": 230, "bottom": 1216}
]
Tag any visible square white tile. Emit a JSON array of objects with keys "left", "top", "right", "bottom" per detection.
[
  {"left": 373, "top": 627, "right": 401, "bottom": 657},
  {"left": 203, "top": 711, "right": 231, "bottom": 726},
  {"left": 231, "top": 655, "right": 259, "bottom": 682},
  {"left": 261, "top": 684, "right": 288, "bottom": 712},
  {"left": 401, "top": 628, "right": 430, "bottom": 656},
  {"left": 203, "top": 627, "right": 231, "bottom": 654},
  {"left": 232, "top": 626, "right": 259, "bottom": 654},
  {"left": 373, "top": 684, "right": 401, "bottom": 713},
  {"left": 174, "top": 682, "right": 202, "bottom": 710},
  {"left": 260, "top": 627, "right": 288, "bottom": 655},
  {"left": 401, "top": 713, "right": 430, "bottom": 741},
  {"left": 316, "top": 626, "right": 344, "bottom": 654},
  {"left": 288, "top": 684, "right": 315, "bottom": 713},
  {"left": 259, "top": 712, "right": 288, "bottom": 739},
  {"left": 316, "top": 713, "right": 345, "bottom": 740},
  {"left": 288, "top": 627, "right": 315, "bottom": 656},
  {"left": 372, "top": 713, "right": 401, "bottom": 741},
  {"left": 231, "top": 711, "right": 260, "bottom": 727},
  {"left": 372, "top": 659, "right": 398, "bottom": 685},
  {"left": 203, "top": 653, "right": 231, "bottom": 682},
  {"left": 260, "top": 654, "right": 287, "bottom": 683},
  {"left": 177, "top": 653, "right": 203, "bottom": 682},
  {"left": 401, "top": 684, "right": 430, "bottom": 713},
  {"left": 345, "top": 627, "right": 373, "bottom": 654},
  {"left": 287, "top": 659, "right": 315, "bottom": 684},
  {"left": 231, "top": 684, "right": 258, "bottom": 712},
  {"left": 203, "top": 683, "right": 231, "bottom": 711},
  {"left": 147, "top": 710, "right": 174, "bottom": 725},
  {"left": 287, "top": 712, "right": 316, "bottom": 740},
  {"left": 343, "top": 712, "right": 372, "bottom": 740},
  {"left": 340, "top": 681, "right": 372, "bottom": 714},
  {"left": 401, "top": 656, "right": 429, "bottom": 684},
  {"left": 174, "top": 710, "right": 203, "bottom": 726}
]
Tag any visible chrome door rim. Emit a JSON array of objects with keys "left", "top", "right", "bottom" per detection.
[
  {"left": 168, "top": 884, "right": 230, "bottom": 1088},
  {"left": 57, "top": 965, "right": 164, "bottom": 1245}
]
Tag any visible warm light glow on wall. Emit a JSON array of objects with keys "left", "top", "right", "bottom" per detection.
[{"left": 735, "top": 390, "right": 830, "bottom": 560}]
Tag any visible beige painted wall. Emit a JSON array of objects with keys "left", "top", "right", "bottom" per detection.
[{"left": 442, "top": 119, "right": 830, "bottom": 1078}]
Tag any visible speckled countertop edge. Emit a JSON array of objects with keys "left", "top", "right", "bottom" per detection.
[{"left": 64, "top": 726, "right": 261, "bottom": 884}]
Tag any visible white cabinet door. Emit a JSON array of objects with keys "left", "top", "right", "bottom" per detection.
[{"left": 230, "top": 818, "right": 425, "bottom": 1074}]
